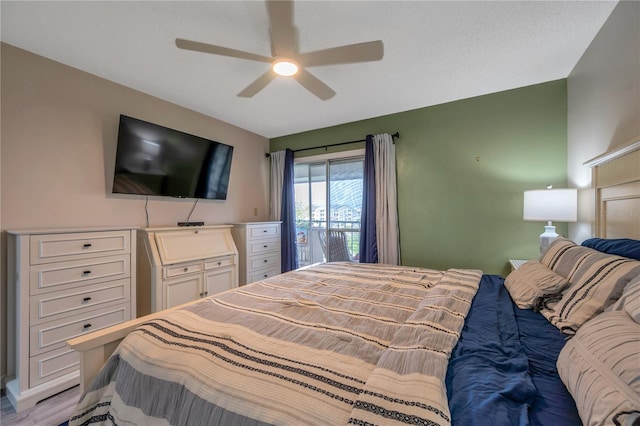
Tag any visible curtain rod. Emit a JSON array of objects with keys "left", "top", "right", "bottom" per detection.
[{"left": 265, "top": 132, "right": 399, "bottom": 158}]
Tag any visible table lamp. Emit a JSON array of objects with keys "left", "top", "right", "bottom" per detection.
[{"left": 523, "top": 187, "right": 577, "bottom": 253}]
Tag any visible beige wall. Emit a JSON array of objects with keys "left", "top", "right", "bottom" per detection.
[
  {"left": 567, "top": 1, "right": 640, "bottom": 243},
  {"left": 0, "top": 43, "right": 270, "bottom": 383}
]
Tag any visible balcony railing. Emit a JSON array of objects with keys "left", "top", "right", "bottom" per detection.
[{"left": 295, "top": 220, "right": 360, "bottom": 266}]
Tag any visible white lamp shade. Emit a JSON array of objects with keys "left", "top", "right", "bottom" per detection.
[{"left": 523, "top": 188, "right": 577, "bottom": 222}]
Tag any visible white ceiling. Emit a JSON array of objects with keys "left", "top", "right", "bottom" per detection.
[{"left": 1, "top": 1, "right": 617, "bottom": 139}]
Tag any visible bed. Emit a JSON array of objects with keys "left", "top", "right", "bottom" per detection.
[{"left": 67, "top": 140, "right": 640, "bottom": 425}]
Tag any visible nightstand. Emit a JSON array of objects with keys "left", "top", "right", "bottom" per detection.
[{"left": 509, "top": 259, "right": 528, "bottom": 271}]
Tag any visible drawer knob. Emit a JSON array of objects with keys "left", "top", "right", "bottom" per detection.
[
  {"left": 204, "top": 291, "right": 209, "bottom": 296},
  {"left": 264, "top": 245, "right": 268, "bottom": 248},
  {"left": 264, "top": 259, "right": 268, "bottom": 263},
  {"left": 83, "top": 323, "right": 92, "bottom": 329},
  {"left": 82, "top": 297, "right": 92, "bottom": 303},
  {"left": 217, "top": 261, "right": 222, "bottom": 266},
  {"left": 82, "top": 243, "right": 92, "bottom": 249},
  {"left": 82, "top": 270, "right": 92, "bottom": 276},
  {"left": 263, "top": 230, "right": 268, "bottom": 233},
  {"left": 263, "top": 274, "right": 268, "bottom": 278},
  {"left": 184, "top": 267, "right": 189, "bottom": 272}
]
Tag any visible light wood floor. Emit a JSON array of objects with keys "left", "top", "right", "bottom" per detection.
[{"left": 0, "top": 386, "right": 79, "bottom": 426}]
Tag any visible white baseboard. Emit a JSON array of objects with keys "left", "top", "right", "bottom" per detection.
[{"left": 7, "top": 372, "right": 79, "bottom": 412}]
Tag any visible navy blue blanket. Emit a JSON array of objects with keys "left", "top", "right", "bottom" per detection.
[
  {"left": 446, "top": 275, "right": 581, "bottom": 425},
  {"left": 581, "top": 237, "right": 640, "bottom": 260}
]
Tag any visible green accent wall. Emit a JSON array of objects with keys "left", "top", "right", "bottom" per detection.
[{"left": 270, "top": 80, "right": 568, "bottom": 276}]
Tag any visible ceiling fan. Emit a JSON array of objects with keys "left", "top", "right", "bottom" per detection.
[{"left": 175, "top": 0, "right": 384, "bottom": 100}]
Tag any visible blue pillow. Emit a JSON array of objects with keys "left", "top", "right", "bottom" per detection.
[{"left": 581, "top": 238, "right": 640, "bottom": 261}]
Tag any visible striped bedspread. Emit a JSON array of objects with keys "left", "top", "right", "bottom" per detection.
[{"left": 69, "top": 262, "right": 482, "bottom": 426}]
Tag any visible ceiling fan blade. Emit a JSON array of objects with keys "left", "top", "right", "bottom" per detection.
[
  {"left": 294, "top": 68, "right": 336, "bottom": 101},
  {"left": 298, "top": 40, "right": 384, "bottom": 67},
  {"left": 176, "top": 38, "right": 273, "bottom": 63},
  {"left": 266, "top": 0, "right": 297, "bottom": 57},
  {"left": 237, "top": 69, "right": 276, "bottom": 98}
]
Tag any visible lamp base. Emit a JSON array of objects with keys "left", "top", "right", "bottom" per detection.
[{"left": 540, "top": 224, "right": 559, "bottom": 254}]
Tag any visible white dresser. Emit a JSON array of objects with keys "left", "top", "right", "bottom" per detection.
[
  {"left": 137, "top": 225, "right": 238, "bottom": 315},
  {"left": 231, "top": 222, "right": 281, "bottom": 285},
  {"left": 6, "top": 227, "right": 136, "bottom": 412}
]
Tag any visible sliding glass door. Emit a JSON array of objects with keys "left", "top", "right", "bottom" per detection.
[{"left": 294, "top": 156, "right": 364, "bottom": 266}]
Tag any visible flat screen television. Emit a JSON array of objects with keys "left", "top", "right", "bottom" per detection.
[{"left": 112, "top": 115, "right": 233, "bottom": 200}]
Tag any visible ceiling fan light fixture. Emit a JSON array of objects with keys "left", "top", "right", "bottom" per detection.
[
  {"left": 272, "top": 59, "right": 298, "bottom": 76},
  {"left": 176, "top": 1, "right": 383, "bottom": 99}
]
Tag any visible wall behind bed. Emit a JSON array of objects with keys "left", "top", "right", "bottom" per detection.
[
  {"left": 270, "top": 80, "right": 568, "bottom": 276},
  {"left": 0, "top": 44, "right": 270, "bottom": 388},
  {"left": 567, "top": 1, "right": 640, "bottom": 243}
]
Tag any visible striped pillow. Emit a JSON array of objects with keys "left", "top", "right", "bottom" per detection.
[
  {"left": 557, "top": 310, "right": 640, "bottom": 426},
  {"left": 539, "top": 243, "right": 640, "bottom": 333},
  {"left": 539, "top": 237, "right": 595, "bottom": 279},
  {"left": 607, "top": 275, "right": 640, "bottom": 323},
  {"left": 504, "top": 260, "right": 568, "bottom": 309}
]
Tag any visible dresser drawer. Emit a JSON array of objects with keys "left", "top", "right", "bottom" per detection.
[
  {"left": 30, "top": 255, "right": 130, "bottom": 295},
  {"left": 204, "top": 256, "right": 235, "bottom": 270},
  {"left": 164, "top": 261, "right": 204, "bottom": 279},
  {"left": 30, "top": 278, "right": 130, "bottom": 323},
  {"left": 249, "top": 267, "right": 281, "bottom": 284},
  {"left": 30, "top": 304, "right": 130, "bottom": 356},
  {"left": 30, "top": 230, "right": 130, "bottom": 265},
  {"left": 249, "top": 253, "right": 280, "bottom": 271},
  {"left": 29, "top": 347, "right": 79, "bottom": 388},
  {"left": 249, "top": 239, "right": 279, "bottom": 256},
  {"left": 249, "top": 224, "right": 280, "bottom": 239}
]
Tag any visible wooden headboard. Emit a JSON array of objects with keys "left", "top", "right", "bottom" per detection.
[{"left": 584, "top": 139, "right": 640, "bottom": 239}]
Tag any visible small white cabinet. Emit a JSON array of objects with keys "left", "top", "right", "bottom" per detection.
[
  {"left": 137, "top": 225, "right": 238, "bottom": 315},
  {"left": 231, "top": 222, "right": 281, "bottom": 285},
  {"left": 6, "top": 227, "right": 137, "bottom": 412}
]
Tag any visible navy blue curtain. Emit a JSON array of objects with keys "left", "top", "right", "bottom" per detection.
[
  {"left": 359, "top": 135, "right": 378, "bottom": 263},
  {"left": 281, "top": 148, "right": 298, "bottom": 272}
]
